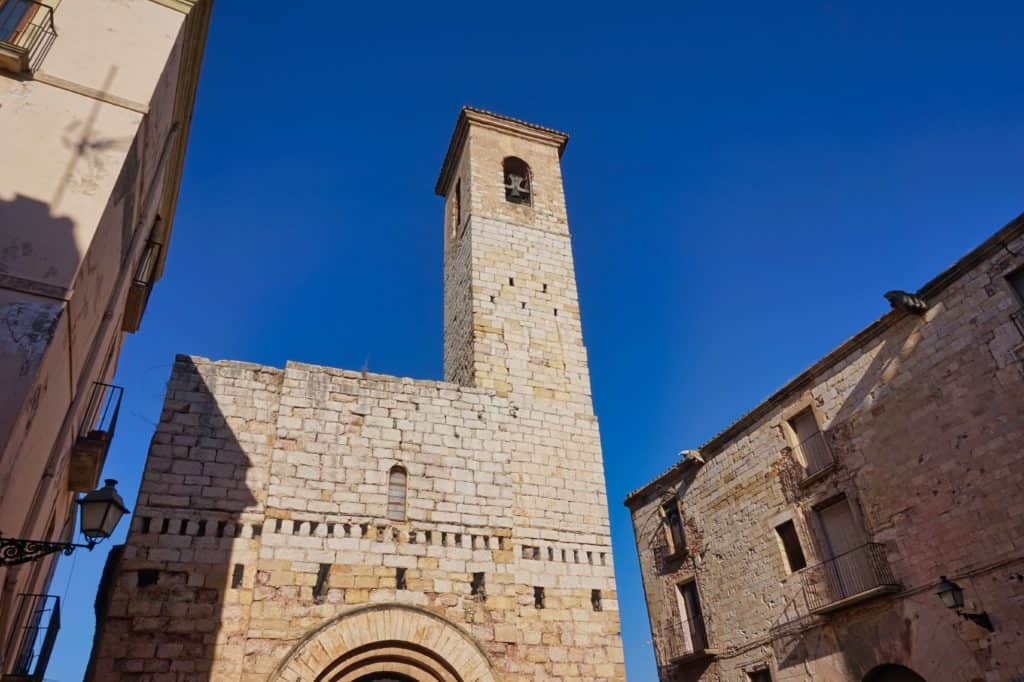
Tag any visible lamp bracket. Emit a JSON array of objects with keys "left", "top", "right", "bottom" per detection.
[
  {"left": 0, "top": 535, "right": 94, "bottom": 567},
  {"left": 960, "top": 610, "right": 995, "bottom": 632}
]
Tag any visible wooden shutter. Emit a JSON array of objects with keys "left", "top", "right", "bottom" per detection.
[{"left": 387, "top": 467, "right": 407, "bottom": 521}]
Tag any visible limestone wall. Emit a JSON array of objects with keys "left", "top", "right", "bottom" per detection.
[
  {"left": 627, "top": 218, "right": 1024, "bottom": 681},
  {"left": 90, "top": 354, "right": 624, "bottom": 680}
]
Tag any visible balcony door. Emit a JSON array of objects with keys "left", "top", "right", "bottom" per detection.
[
  {"left": 0, "top": 0, "right": 36, "bottom": 44},
  {"left": 816, "top": 498, "right": 870, "bottom": 600}
]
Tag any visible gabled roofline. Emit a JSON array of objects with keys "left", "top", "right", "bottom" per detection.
[
  {"left": 625, "top": 211, "right": 1024, "bottom": 508},
  {"left": 434, "top": 106, "right": 569, "bottom": 197}
]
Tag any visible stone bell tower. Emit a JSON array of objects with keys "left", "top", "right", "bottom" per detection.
[{"left": 437, "top": 108, "right": 593, "bottom": 415}]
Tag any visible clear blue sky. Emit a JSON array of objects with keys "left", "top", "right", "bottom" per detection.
[{"left": 48, "top": 2, "right": 1023, "bottom": 679}]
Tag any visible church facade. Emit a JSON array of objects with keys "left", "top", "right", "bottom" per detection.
[{"left": 87, "top": 108, "right": 626, "bottom": 681}]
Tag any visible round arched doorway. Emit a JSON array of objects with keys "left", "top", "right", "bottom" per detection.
[
  {"left": 863, "top": 664, "right": 927, "bottom": 682},
  {"left": 270, "top": 605, "right": 496, "bottom": 682}
]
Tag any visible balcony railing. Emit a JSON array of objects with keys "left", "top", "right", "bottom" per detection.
[
  {"left": 794, "top": 431, "right": 834, "bottom": 481},
  {"left": 657, "top": 615, "right": 716, "bottom": 667},
  {"left": 799, "top": 543, "right": 899, "bottom": 614},
  {"left": 1, "top": 594, "right": 59, "bottom": 682},
  {"left": 0, "top": 1, "right": 56, "bottom": 75},
  {"left": 122, "top": 240, "right": 162, "bottom": 332},
  {"left": 1012, "top": 309, "right": 1024, "bottom": 338},
  {"left": 68, "top": 382, "right": 123, "bottom": 491}
]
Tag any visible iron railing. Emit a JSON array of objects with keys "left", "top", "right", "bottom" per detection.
[
  {"left": 1012, "top": 309, "right": 1024, "bottom": 338},
  {"left": 657, "top": 614, "right": 710, "bottom": 665},
  {"left": 77, "top": 382, "right": 123, "bottom": 445},
  {"left": 0, "top": 1, "right": 57, "bottom": 74},
  {"left": 798, "top": 542, "right": 899, "bottom": 613},
  {"left": 1, "top": 594, "right": 59, "bottom": 681},
  {"left": 794, "top": 431, "right": 834, "bottom": 480},
  {"left": 123, "top": 240, "right": 162, "bottom": 332}
]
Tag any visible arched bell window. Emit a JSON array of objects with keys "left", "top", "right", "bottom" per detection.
[
  {"left": 502, "top": 157, "right": 531, "bottom": 205},
  {"left": 387, "top": 465, "right": 407, "bottom": 521}
]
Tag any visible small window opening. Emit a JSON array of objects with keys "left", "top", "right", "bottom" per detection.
[
  {"left": 747, "top": 668, "right": 773, "bottom": 682},
  {"left": 196, "top": 520, "right": 206, "bottom": 537},
  {"left": 591, "top": 589, "right": 602, "bottom": 611},
  {"left": 137, "top": 569, "right": 159, "bottom": 588},
  {"left": 662, "top": 501, "right": 686, "bottom": 555},
  {"left": 252, "top": 524, "right": 262, "bottom": 537},
  {"left": 534, "top": 586, "right": 545, "bottom": 609},
  {"left": 471, "top": 572, "right": 486, "bottom": 599},
  {"left": 554, "top": 308, "right": 558, "bottom": 316},
  {"left": 509, "top": 277, "right": 515, "bottom": 286},
  {"left": 396, "top": 567, "right": 407, "bottom": 590},
  {"left": 775, "top": 520, "right": 807, "bottom": 572},
  {"left": 503, "top": 157, "right": 532, "bottom": 205},
  {"left": 521, "top": 301, "right": 526, "bottom": 309},
  {"left": 542, "top": 283, "right": 548, "bottom": 293},
  {"left": 1008, "top": 266, "right": 1024, "bottom": 302},
  {"left": 313, "top": 563, "right": 330, "bottom": 603},
  {"left": 387, "top": 465, "right": 407, "bottom": 521},
  {"left": 275, "top": 519, "right": 283, "bottom": 532},
  {"left": 159, "top": 518, "right": 170, "bottom": 534},
  {"left": 231, "top": 564, "right": 244, "bottom": 589},
  {"left": 178, "top": 519, "right": 188, "bottom": 535},
  {"left": 216, "top": 520, "right": 226, "bottom": 538},
  {"left": 140, "top": 517, "right": 151, "bottom": 534},
  {"left": 450, "top": 179, "right": 462, "bottom": 237}
]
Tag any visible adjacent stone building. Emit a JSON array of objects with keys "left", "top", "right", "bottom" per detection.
[
  {"left": 87, "top": 108, "right": 626, "bottom": 681},
  {"left": 0, "top": 1, "right": 211, "bottom": 678},
  {"left": 626, "top": 214, "right": 1024, "bottom": 681}
]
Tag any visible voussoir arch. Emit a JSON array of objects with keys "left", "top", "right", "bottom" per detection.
[{"left": 270, "top": 603, "right": 497, "bottom": 682}]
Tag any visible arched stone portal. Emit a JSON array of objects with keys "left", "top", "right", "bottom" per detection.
[
  {"left": 863, "top": 664, "right": 927, "bottom": 682},
  {"left": 270, "top": 604, "right": 497, "bottom": 682}
]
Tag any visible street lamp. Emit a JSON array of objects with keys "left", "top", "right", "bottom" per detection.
[
  {"left": 936, "top": 576, "right": 994, "bottom": 632},
  {"left": 0, "top": 479, "right": 128, "bottom": 567}
]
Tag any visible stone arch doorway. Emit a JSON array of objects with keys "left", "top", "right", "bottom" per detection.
[
  {"left": 863, "top": 664, "right": 927, "bottom": 682},
  {"left": 270, "top": 604, "right": 496, "bottom": 682}
]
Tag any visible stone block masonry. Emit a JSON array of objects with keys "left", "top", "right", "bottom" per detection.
[{"left": 88, "top": 108, "right": 626, "bottom": 681}]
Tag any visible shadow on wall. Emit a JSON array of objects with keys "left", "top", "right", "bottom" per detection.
[{"left": 86, "top": 356, "right": 267, "bottom": 681}]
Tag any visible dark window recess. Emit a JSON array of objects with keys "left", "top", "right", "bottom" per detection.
[
  {"left": 503, "top": 156, "right": 532, "bottom": 204},
  {"left": 196, "top": 520, "right": 206, "bottom": 537},
  {"left": 509, "top": 277, "right": 515, "bottom": 286},
  {"left": 231, "top": 564, "right": 244, "bottom": 589},
  {"left": 216, "top": 521, "right": 226, "bottom": 538},
  {"left": 160, "top": 518, "right": 170, "bottom": 534},
  {"left": 591, "top": 589, "right": 602, "bottom": 611},
  {"left": 1009, "top": 267, "right": 1024, "bottom": 301},
  {"left": 534, "top": 586, "right": 545, "bottom": 609},
  {"left": 313, "top": 564, "right": 330, "bottom": 602},
  {"left": 252, "top": 524, "right": 262, "bottom": 537},
  {"left": 140, "top": 517, "right": 151, "bottom": 534},
  {"left": 396, "top": 567, "right": 407, "bottom": 590},
  {"left": 542, "top": 283, "right": 548, "bottom": 293},
  {"left": 137, "top": 569, "right": 159, "bottom": 588},
  {"left": 776, "top": 520, "right": 807, "bottom": 572},
  {"left": 663, "top": 502, "right": 686, "bottom": 554},
  {"left": 178, "top": 519, "right": 188, "bottom": 535},
  {"left": 471, "top": 572, "right": 486, "bottom": 599},
  {"left": 748, "top": 669, "right": 772, "bottom": 682}
]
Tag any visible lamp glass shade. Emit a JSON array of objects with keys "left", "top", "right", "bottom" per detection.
[
  {"left": 79, "top": 479, "right": 129, "bottom": 542},
  {"left": 936, "top": 576, "right": 964, "bottom": 610}
]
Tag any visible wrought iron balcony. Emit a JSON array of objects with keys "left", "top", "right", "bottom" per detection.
[
  {"left": 794, "top": 431, "right": 835, "bottom": 482},
  {"left": 657, "top": 615, "right": 718, "bottom": 669},
  {"left": 0, "top": 1, "right": 56, "bottom": 75},
  {"left": 1, "top": 594, "right": 59, "bottom": 681},
  {"left": 799, "top": 542, "right": 899, "bottom": 614},
  {"left": 68, "top": 382, "right": 123, "bottom": 491},
  {"left": 122, "top": 240, "right": 162, "bottom": 332}
]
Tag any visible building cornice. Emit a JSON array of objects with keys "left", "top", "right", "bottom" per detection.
[
  {"left": 434, "top": 106, "right": 569, "bottom": 197},
  {"left": 625, "top": 211, "right": 1024, "bottom": 508},
  {"left": 152, "top": 0, "right": 213, "bottom": 281}
]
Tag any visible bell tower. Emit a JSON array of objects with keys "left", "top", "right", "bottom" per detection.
[{"left": 436, "top": 107, "right": 593, "bottom": 414}]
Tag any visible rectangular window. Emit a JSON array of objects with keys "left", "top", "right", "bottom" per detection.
[
  {"left": 313, "top": 563, "right": 330, "bottom": 603},
  {"left": 534, "top": 586, "right": 545, "bottom": 609},
  {"left": 1008, "top": 267, "right": 1024, "bottom": 302},
  {"left": 775, "top": 520, "right": 807, "bottom": 572},
  {"left": 747, "top": 668, "right": 772, "bottom": 682},
  {"left": 674, "top": 581, "right": 708, "bottom": 654},
  {"left": 395, "top": 567, "right": 407, "bottom": 590},
  {"left": 788, "top": 408, "right": 831, "bottom": 477},
  {"left": 231, "top": 564, "right": 244, "bottom": 589},
  {"left": 662, "top": 501, "right": 686, "bottom": 555}
]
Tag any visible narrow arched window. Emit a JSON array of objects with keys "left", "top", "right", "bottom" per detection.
[
  {"left": 502, "top": 157, "right": 531, "bottom": 205},
  {"left": 387, "top": 465, "right": 407, "bottom": 521}
]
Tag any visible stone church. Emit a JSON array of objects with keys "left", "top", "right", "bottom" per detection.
[{"left": 87, "top": 108, "right": 626, "bottom": 681}]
